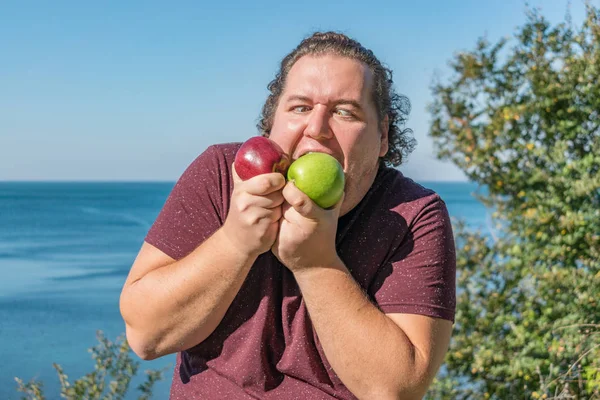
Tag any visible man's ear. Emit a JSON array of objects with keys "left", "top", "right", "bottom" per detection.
[{"left": 379, "top": 115, "right": 389, "bottom": 157}]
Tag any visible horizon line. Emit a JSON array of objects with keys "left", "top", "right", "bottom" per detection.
[{"left": 0, "top": 178, "right": 472, "bottom": 184}]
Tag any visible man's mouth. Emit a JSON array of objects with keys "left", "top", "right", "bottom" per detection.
[
  {"left": 292, "top": 150, "right": 345, "bottom": 171},
  {"left": 294, "top": 149, "right": 336, "bottom": 161}
]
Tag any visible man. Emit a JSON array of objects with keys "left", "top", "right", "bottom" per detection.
[{"left": 120, "top": 32, "right": 456, "bottom": 399}]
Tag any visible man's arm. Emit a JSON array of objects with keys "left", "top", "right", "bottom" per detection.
[
  {"left": 293, "top": 262, "right": 452, "bottom": 400},
  {"left": 273, "top": 182, "right": 454, "bottom": 399},
  {"left": 120, "top": 169, "right": 285, "bottom": 360},
  {"left": 120, "top": 233, "right": 256, "bottom": 360}
]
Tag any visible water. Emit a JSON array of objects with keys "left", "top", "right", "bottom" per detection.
[{"left": 0, "top": 180, "right": 489, "bottom": 399}]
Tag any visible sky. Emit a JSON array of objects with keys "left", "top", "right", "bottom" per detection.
[{"left": 0, "top": 0, "right": 592, "bottom": 182}]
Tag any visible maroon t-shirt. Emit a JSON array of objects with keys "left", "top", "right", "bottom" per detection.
[{"left": 145, "top": 143, "right": 456, "bottom": 399}]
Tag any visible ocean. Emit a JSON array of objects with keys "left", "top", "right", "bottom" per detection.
[{"left": 0, "top": 180, "right": 489, "bottom": 399}]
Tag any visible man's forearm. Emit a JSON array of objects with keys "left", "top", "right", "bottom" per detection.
[
  {"left": 120, "top": 228, "right": 257, "bottom": 360},
  {"left": 293, "top": 259, "right": 429, "bottom": 400}
]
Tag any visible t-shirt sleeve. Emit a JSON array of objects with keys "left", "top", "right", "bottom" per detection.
[
  {"left": 370, "top": 195, "right": 457, "bottom": 322},
  {"left": 145, "top": 145, "right": 231, "bottom": 260}
]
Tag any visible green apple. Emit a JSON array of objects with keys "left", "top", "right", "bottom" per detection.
[{"left": 287, "top": 152, "right": 345, "bottom": 209}]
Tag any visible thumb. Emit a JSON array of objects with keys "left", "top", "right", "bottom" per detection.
[
  {"left": 231, "top": 162, "right": 242, "bottom": 185},
  {"left": 283, "top": 181, "right": 317, "bottom": 218},
  {"left": 329, "top": 192, "right": 346, "bottom": 218}
]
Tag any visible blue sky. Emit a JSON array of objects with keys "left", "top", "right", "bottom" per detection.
[{"left": 0, "top": 0, "right": 591, "bottom": 182}]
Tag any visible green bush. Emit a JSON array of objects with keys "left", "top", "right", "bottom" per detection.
[
  {"left": 426, "top": 3, "right": 599, "bottom": 399},
  {"left": 15, "top": 331, "right": 167, "bottom": 400}
]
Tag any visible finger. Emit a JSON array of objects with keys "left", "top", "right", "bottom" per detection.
[
  {"left": 281, "top": 202, "right": 293, "bottom": 221},
  {"left": 240, "top": 190, "right": 284, "bottom": 210},
  {"left": 269, "top": 205, "right": 282, "bottom": 222},
  {"left": 282, "top": 181, "right": 317, "bottom": 218},
  {"left": 245, "top": 173, "right": 286, "bottom": 196},
  {"left": 239, "top": 205, "right": 277, "bottom": 226},
  {"left": 232, "top": 163, "right": 242, "bottom": 185},
  {"left": 234, "top": 190, "right": 281, "bottom": 212},
  {"left": 263, "top": 190, "right": 285, "bottom": 209},
  {"left": 239, "top": 191, "right": 284, "bottom": 214},
  {"left": 328, "top": 191, "right": 346, "bottom": 218}
]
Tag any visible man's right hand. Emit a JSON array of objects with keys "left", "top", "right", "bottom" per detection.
[
  {"left": 121, "top": 164, "right": 286, "bottom": 359},
  {"left": 222, "top": 163, "right": 286, "bottom": 256}
]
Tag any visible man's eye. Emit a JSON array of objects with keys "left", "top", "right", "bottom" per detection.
[
  {"left": 335, "top": 109, "right": 353, "bottom": 117},
  {"left": 292, "top": 106, "right": 310, "bottom": 113}
]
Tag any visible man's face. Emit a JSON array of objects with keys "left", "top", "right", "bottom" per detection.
[{"left": 268, "top": 54, "right": 389, "bottom": 216}]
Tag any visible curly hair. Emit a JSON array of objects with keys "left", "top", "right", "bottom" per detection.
[{"left": 257, "top": 31, "right": 415, "bottom": 167}]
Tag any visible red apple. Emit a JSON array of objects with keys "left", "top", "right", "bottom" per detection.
[{"left": 234, "top": 136, "right": 290, "bottom": 180}]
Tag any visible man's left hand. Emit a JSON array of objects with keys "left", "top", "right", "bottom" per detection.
[{"left": 271, "top": 181, "right": 344, "bottom": 272}]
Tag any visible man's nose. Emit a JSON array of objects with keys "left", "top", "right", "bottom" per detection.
[{"left": 304, "top": 105, "right": 333, "bottom": 140}]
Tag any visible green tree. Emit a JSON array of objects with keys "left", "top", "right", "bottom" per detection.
[
  {"left": 15, "top": 331, "right": 168, "bottom": 400},
  {"left": 426, "top": 3, "right": 600, "bottom": 399}
]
